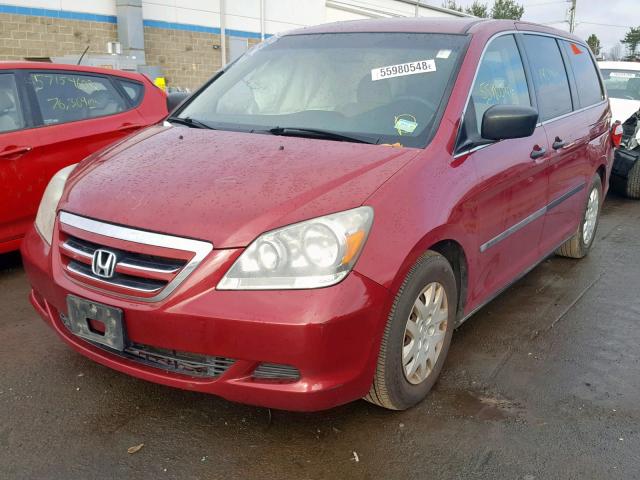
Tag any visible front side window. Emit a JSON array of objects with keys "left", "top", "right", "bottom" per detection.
[
  {"left": 522, "top": 35, "right": 573, "bottom": 121},
  {"left": 465, "top": 34, "right": 531, "bottom": 139},
  {"left": 0, "top": 74, "right": 25, "bottom": 133},
  {"left": 561, "top": 41, "right": 604, "bottom": 107},
  {"left": 601, "top": 69, "right": 640, "bottom": 101},
  {"left": 28, "top": 72, "right": 127, "bottom": 126},
  {"left": 177, "top": 33, "right": 469, "bottom": 147}
]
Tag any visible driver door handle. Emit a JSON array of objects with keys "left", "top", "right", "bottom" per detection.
[
  {"left": 0, "top": 146, "right": 32, "bottom": 159},
  {"left": 530, "top": 145, "right": 546, "bottom": 160}
]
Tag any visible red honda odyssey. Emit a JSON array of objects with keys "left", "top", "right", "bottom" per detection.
[
  {"left": 21, "top": 19, "right": 614, "bottom": 411},
  {"left": 0, "top": 62, "right": 167, "bottom": 254}
]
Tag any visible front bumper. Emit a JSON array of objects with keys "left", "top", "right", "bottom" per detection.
[{"left": 21, "top": 225, "right": 391, "bottom": 411}]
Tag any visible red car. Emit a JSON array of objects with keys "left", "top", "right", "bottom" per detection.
[
  {"left": 22, "top": 19, "right": 614, "bottom": 411},
  {"left": 0, "top": 62, "right": 167, "bottom": 253}
]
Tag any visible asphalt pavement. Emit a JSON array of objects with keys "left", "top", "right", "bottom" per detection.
[{"left": 1, "top": 194, "right": 639, "bottom": 480}]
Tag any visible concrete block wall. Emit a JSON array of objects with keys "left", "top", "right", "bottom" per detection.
[
  {"left": 0, "top": 13, "right": 116, "bottom": 61},
  {"left": 143, "top": 26, "right": 222, "bottom": 90}
]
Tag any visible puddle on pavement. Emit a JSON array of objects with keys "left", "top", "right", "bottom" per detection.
[{"left": 446, "top": 390, "right": 522, "bottom": 421}]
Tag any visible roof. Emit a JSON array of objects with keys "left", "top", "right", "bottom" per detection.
[
  {"left": 0, "top": 61, "right": 147, "bottom": 81},
  {"left": 598, "top": 61, "right": 640, "bottom": 70},
  {"left": 286, "top": 17, "right": 484, "bottom": 35},
  {"left": 285, "top": 17, "right": 583, "bottom": 43}
]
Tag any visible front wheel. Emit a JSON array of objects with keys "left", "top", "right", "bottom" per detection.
[
  {"left": 364, "top": 251, "right": 457, "bottom": 410},
  {"left": 555, "top": 174, "right": 603, "bottom": 259}
]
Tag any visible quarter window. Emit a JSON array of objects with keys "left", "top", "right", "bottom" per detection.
[
  {"left": 522, "top": 35, "right": 573, "bottom": 121},
  {"left": 561, "top": 40, "right": 604, "bottom": 107},
  {"left": 465, "top": 34, "right": 531, "bottom": 139},
  {"left": 0, "top": 74, "right": 25, "bottom": 133},
  {"left": 117, "top": 79, "right": 144, "bottom": 106},
  {"left": 28, "top": 72, "right": 127, "bottom": 126}
]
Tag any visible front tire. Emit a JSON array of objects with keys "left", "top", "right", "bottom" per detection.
[
  {"left": 365, "top": 251, "right": 457, "bottom": 410},
  {"left": 555, "top": 174, "right": 602, "bottom": 259}
]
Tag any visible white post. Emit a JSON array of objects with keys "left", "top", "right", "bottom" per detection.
[
  {"left": 260, "top": 0, "right": 265, "bottom": 41},
  {"left": 220, "top": 0, "right": 227, "bottom": 66}
]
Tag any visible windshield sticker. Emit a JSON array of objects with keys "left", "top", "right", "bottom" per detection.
[
  {"left": 394, "top": 115, "right": 418, "bottom": 135},
  {"left": 610, "top": 72, "right": 638, "bottom": 79},
  {"left": 436, "top": 49, "right": 452, "bottom": 59},
  {"left": 371, "top": 59, "right": 436, "bottom": 81}
]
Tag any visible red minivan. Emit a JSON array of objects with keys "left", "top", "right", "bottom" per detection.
[
  {"left": 0, "top": 62, "right": 167, "bottom": 253},
  {"left": 21, "top": 19, "right": 613, "bottom": 411}
]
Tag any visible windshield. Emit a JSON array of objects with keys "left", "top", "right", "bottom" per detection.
[
  {"left": 176, "top": 32, "right": 469, "bottom": 147},
  {"left": 601, "top": 69, "right": 640, "bottom": 101}
]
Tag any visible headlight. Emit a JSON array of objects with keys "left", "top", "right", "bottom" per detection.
[
  {"left": 218, "top": 207, "right": 374, "bottom": 290},
  {"left": 35, "top": 164, "right": 77, "bottom": 245}
]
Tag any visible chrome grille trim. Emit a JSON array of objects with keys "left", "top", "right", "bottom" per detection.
[
  {"left": 59, "top": 211, "right": 213, "bottom": 302},
  {"left": 67, "top": 261, "right": 164, "bottom": 294},
  {"left": 61, "top": 238, "right": 182, "bottom": 274}
]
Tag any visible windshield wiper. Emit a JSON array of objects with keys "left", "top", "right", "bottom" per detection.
[
  {"left": 259, "top": 126, "right": 378, "bottom": 144},
  {"left": 166, "top": 116, "right": 214, "bottom": 129}
]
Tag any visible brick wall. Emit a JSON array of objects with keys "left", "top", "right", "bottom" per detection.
[
  {"left": 144, "top": 26, "right": 222, "bottom": 91},
  {"left": 0, "top": 13, "right": 116, "bottom": 61}
]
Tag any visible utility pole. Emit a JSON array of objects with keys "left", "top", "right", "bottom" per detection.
[
  {"left": 415, "top": 0, "right": 420, "bottom": 17},
  {"left": 568, "top": 0, "right": 577, "bottom": 33}
]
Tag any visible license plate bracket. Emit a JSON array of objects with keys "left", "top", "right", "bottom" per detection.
[{"left": 65, "top": 295, "right": 126, "bottom": 351}]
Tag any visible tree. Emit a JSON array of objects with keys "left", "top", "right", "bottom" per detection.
[
  {"left": 491, "top": 0, "right": 524, "bottom": 20},
  {"left": 442, "top": 0, "right": 463, "bottom": 12},
  {"left": 621, "top": 26, "right": 640, "bottom": 61},
  {"left": 466, "top": 1, "right": 489, "bottom": 18},
  {"left": 586, "top": 34, "right": 601, "bottom": 56}
]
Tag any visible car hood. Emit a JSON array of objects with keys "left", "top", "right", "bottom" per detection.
[
  {"left": 61, "top": 125, "right": 418, "bottom": 248},
  {"left": 610, "top": 98, "right": 640, "bottom": 124}
]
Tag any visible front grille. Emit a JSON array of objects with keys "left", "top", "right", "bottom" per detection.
[
  {"left": 57, "top": 212, "right": 212, "bottom": 302},
  {"left": 253, "top": 363, "right": 300, "bottom": 381},
  {"left": 123, "top": 343, "right": 235, "bottom": 378}
]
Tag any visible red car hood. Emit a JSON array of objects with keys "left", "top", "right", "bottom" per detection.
[{"left": 61, "top": 125, "right": 417, "bottom": 248}]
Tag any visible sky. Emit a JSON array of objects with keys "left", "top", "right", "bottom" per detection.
[{"left": 449, "top": 0, "right": 640, "bottom": 55}]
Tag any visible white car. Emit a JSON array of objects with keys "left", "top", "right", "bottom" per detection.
[{"left": 598, "top": 61, "right": 640, "bottom": 124}]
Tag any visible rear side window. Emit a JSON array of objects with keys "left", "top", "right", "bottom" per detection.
[
  {"left": 522, "top": 35, "right": 573, "bottom": 121},
  {"left": 0, "top": 73, "right": 25, "bottom": 133},
  {"left": 28, "top": 72, "right": 127, "bottom": 126},
  {"left": 117, "top": 79, "right": 144, "bottom": 106},
  {"left": 466, "top": 34, "right": 531, "bottom": 138},
  {"left": 561, "top": 41, "right": 604, "bottom": 107}
]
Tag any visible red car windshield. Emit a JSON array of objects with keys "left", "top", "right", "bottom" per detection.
[{"left": 176, "top": 32, "right": 469, "bottom": 147}]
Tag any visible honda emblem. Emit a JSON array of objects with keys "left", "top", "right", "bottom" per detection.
[{"left": 92, "top": 249, "right": 117, "bottom": 279}]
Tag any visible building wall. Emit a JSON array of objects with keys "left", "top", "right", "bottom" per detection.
[
  {"left": 143, "top": 26, "right": 222, "bottom": 90},
  {"left": 0, "top": 13, "right": 116, "bottom": 62}
]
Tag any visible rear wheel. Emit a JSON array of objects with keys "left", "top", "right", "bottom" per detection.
[
  {"left": 365, "top": 251, "right": 456, "bottom": 410},
  {"left": 555, "top": 174, "right": 602, "bottom": 259}
]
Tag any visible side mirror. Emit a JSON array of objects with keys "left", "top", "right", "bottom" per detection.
[
  {"left": 166, "top": 92, "right": 189, "bottom": 113},
  {"left": 481, "top": 105, "right": 539, "bottom": 141}
]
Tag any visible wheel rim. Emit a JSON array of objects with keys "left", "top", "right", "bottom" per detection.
[
  {"left": 583, "top": 187, "right": 599, "bottom": 245},
  {"left": 402, "top": 282, "right": 448, "bottom": 385}
]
